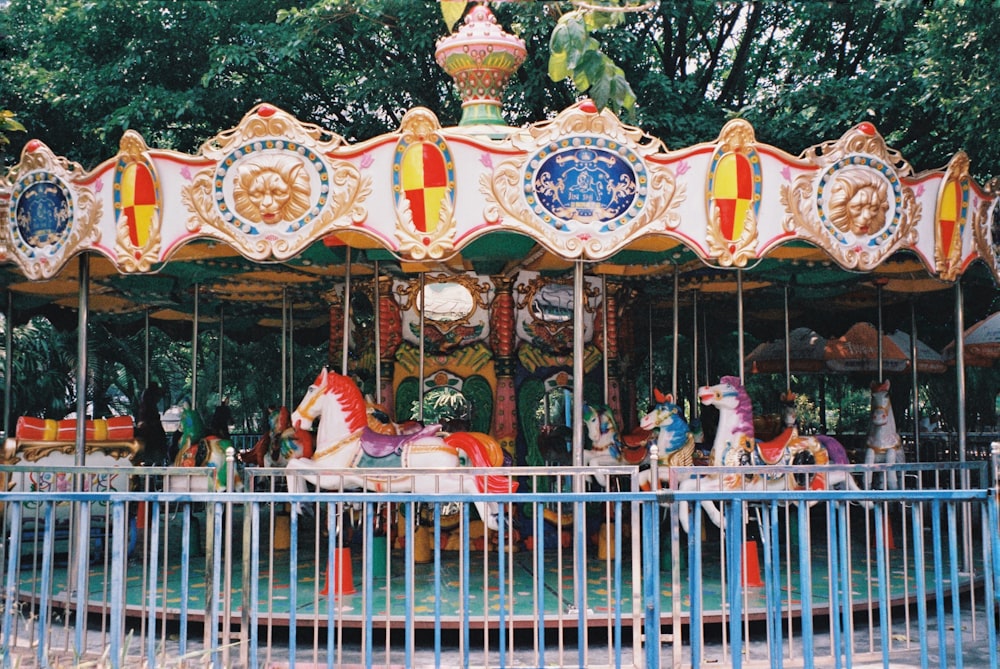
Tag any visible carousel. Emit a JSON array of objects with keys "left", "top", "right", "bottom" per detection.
[{"left": 1, "top": 4, "right": 999, "bottom": 667}]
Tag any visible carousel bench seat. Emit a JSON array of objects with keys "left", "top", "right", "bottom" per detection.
[{"left": 3, "top": 416, "right": 141, "bottom": 560}]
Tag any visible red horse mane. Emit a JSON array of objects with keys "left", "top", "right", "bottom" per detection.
[{"left": 324, "top": 370, "right": 368, "bottom": 433}]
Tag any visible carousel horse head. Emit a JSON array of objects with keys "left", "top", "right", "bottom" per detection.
[
  {"left": 779, "top": 391, "right": 798, "bottom": 429},
  {"left": 867, "top": 380, "right": 896, "bottom": 432},
  {"left": 178, "top": 406, "right": 206, "bottom": 442},
  {"left": 173, "top": 407, "right": 243, "bottom": 490},
  {"left": 582, "top": 403, "right": 623, "bottom": 460},
  {"left": 639, "top": 390, "right": 694, "bottom": 463},
  {"left": 699, "top": 376, "right": 754, "bottom": 434},
  {"left": 292, "top": 367, "right": 368, "bottom": 434}
]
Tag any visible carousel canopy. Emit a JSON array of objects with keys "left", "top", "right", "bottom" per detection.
[{"left": 0, "top": 4, "right": 997, "bottom": 343}]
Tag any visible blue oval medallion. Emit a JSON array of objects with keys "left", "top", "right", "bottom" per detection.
[
  {"left": 525, "top": 138, "right": 644, "bottom": 231},
  {"left": 13, "top": 173, "right": 72, "bottom": 249}
]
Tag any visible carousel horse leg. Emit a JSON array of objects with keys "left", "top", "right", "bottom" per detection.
[{"left": 863, "top": 447, "right": 877, "bottom": 489}]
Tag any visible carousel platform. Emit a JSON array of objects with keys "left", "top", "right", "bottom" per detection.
[{"left": 11, "top": 504, "right": 984, "bottom": 631}]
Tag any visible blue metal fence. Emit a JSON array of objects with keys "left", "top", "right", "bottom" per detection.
[{"left": 1, "top": 454, "right": 999, "bottom": 668}]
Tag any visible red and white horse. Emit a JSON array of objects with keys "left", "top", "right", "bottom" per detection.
[{"left": 284, "top": 368, "right": 515, "bottom": 528}]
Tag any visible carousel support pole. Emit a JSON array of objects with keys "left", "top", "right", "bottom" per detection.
[
  {"left": 289, "top": 304, "right": 294, "bottom": 403},
  {"left": 648, "top": 300, "right": 654, "bottom": 406},
  {"left": 192, "top": 283, "right": 199, "bottom": 409},
  {"left": 418, "top": 272, "right": 426, "bottom": 423},
  {"left": 75, "top": 254, "right": 90, "bottom": 465},
  {"left": 342, "top": 247, "right": 352, "bottom": 376},
  {"left": 703, "top": 300, "right": 711, "bottom": 386},
  {"left": 876, "top": 280, "right": 885, "bottom": 383},
  {"left": 692, "top": 291, "right": 699, "bottom": 421},
  {"left": 672, "top": 270, "right": 679, "bottom": 399},
  {"left": 218, "top": 305, "right": 224, "bottom": 404},
  {"left": 4, "top": 290, "right": 12, "bottom": 439},
  {"left": 737, "top": 270, "right": 745, "bottom": 383},
  {"left": 144, "top": 308, "right": 150, "bottom": 389},
  {"left": 374, "top": 260, "right": 381, "bottom": 403},
  {"left": 602, "top": 276, "right": 609, "bottom": 406},
  {"left": 69, "top": 255, "right": 90, "bottom": 644},
  {"left": 572, "top": 262, "right": 586, "bottom": 469},
  {"left": 783, "top": 286, "right": 791, "bottom": 392},
  {"left": 954, "top": 283, "right": 967, "bottom": 463},
  {"left": 571, "top": 260, "right": 589, "bottom": 648},
  {"left": 281, "top": 289, "right": 288, "bottom": 409},
  {"left": 910, "top": 301, "right": 921, "bottom": 462}
]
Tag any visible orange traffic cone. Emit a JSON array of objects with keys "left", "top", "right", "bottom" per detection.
[
  {"left": 742, "top": 520, "right": 764, "bottom": 588},
  {"left": 873, "top": 515, "right": 896, "bottom": 551},
  {"left": 320, "top": 547, "right": 356, "bottom": 596}
]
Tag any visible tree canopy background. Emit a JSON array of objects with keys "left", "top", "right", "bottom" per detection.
[
  {"left": 1, "top": 1, "right": 997, "bottom": 178},
  {"left": 1, "top": 0, "right": 998, "bottom": 437}
]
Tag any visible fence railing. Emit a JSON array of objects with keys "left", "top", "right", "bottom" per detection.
[{"left": 1, "top": 456, "right": 999, "bottom": 668}]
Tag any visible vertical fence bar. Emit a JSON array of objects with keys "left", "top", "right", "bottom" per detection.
[
  {"left": 946, "top": 502, "right": 964, "bottom": 669},
  {"left": 36, "top": 503, "right": 55, "bottom": 669},
  {"left": 74, "top": 499, "right": 91, "bottom": 656},
  {"left": 910, "top": 499, "right": 929, "bottom": 669},
  {"left": 873, "top": 503, "right": 890, "bottom": 668},
  {"left": 982, "top": 485, "right": 998, "bottom": 669},
  {"left": 109, "top": 501, "right": 128, "bottom": 669},
  {"left": 689, "top": 499, "right": 704, "bottom": 667},
  {"left": 797, "top": 499, "right": 814, "bottom": 668},
  {"left": 145, "top": 501, "right": 162, "bottom": 667},
  {"left": 3, "top": 503, "right": 23, "bottom": 669},
  {"left": 612, "top": 500, "right": 623, "bottom": 668},
  {"left": 763, "top": 500, "right": 783, "bottom": 667},
  {"left": 288, "top": 504, "right": 299, "bottom": 668},
  {"left": 209, "top": 501, "right": 224, "bottom": 667},
  {"left": 642, "top": 498, "right": 660, "bottom": 669},
  {"left": 726, "top": 501, "right": 743, "bottom": 669},
  {"left": 249, "top": 501, "right": 261, "bottom": 669},
  {"left": 931, "top": 499, "right": 946, "bottom": 669}
]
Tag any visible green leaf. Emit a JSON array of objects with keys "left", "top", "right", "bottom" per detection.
[
  {"left": 548, "top": 50, "right": 569, "bottom": 82},
  {"left": 573, "top": 49, "right": 605, "bottom": 92},
  {"left": 440, "top": 1, "right": 467, "bottom": 32}
]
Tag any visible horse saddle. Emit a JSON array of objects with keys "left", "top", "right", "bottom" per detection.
[
  {"left": 755, "top": 427, "right": 795, "bottom": 465},
  {"left": 621, "top": 429, "right": 653, "bottom": 464},
  {"left": 359, "top": 424, "right": 441, "bottom": 460}
]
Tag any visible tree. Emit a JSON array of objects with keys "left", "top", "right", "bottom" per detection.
[{"left": 0, "top": 1, "right": 995, "bottom": 176}]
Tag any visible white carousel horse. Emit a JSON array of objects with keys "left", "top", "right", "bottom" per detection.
[
  {"left": 284, "top": 368, "right": 515, "bottom": 529},
  {"left": 864, "top": 380, "right": 904, "bottom": 489},
  {"left": 635, "top": 390, "right": 696, "bottom": 490},
  {"left": 581, "top": 403, "right": 654, "bottom": 488},
  {"left": 677, "top": 376, "right": 861, "bottom": 532}
]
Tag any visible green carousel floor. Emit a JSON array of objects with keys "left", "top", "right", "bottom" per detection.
[{"left": 13, "top": 507, "right": 983, "bottom": 630}]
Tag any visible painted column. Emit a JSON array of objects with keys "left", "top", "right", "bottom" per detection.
[
  {"left": 597, "top": 281, "right": 623, "bottom": 426},
  {"left": 326, "top": 287, "right": 344, "bottom": 370},
  {"left": 377, "top": 275, "right": 403, "bottom": 416},
  {"left": 489, "top": 276, "right": 517, "bottom": 458}
]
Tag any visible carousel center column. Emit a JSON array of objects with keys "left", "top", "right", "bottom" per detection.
[
  {"left": 377, "top": 274, "right": 403, "bottom": 416},
  {"left": 489, "top": 276, "right": 517, "bottom": 459},
  {"left": 599, "top": 281, "right": 624, "bottom": 427}
]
